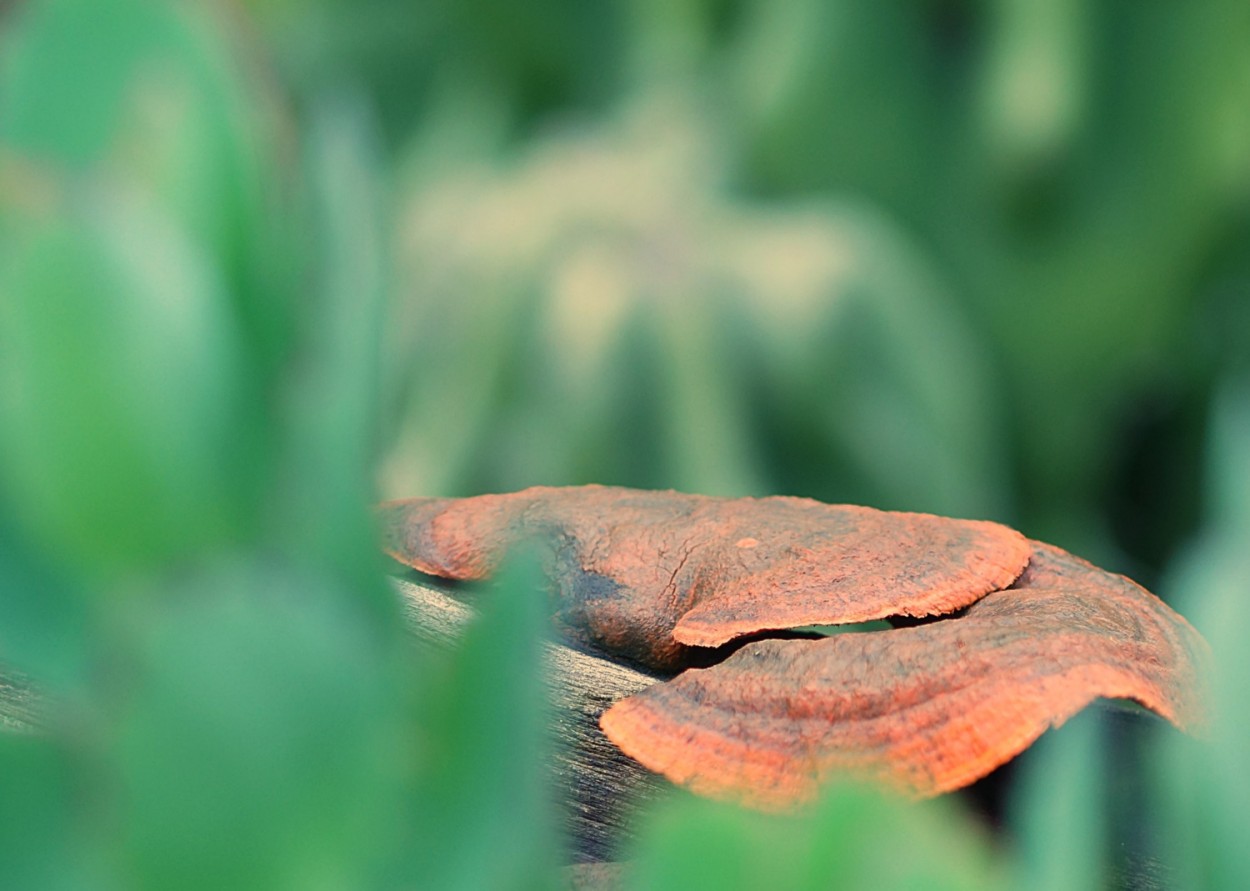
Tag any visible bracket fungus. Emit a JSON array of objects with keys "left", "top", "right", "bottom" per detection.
[{"left": 381, "top": 485, "right": 1208, "bottom": 807}]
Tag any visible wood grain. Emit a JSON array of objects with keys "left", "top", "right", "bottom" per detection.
[{"left": 394, "top": 575, "right": 670, "bottom": 861}]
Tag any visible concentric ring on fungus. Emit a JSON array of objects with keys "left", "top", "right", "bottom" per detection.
[{"left": 380, "top": 486, "right": 1208, "bottom": 807}]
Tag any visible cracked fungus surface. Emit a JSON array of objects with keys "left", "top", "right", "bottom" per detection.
[{"left": 380, "top": 486, "right": 1208, "bottom": 806}]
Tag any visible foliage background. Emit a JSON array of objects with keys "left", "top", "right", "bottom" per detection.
[{"left": 1, "top": 0, "right": 1247, "bottom": 888}]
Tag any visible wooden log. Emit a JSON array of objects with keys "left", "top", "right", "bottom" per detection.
[
  {"left": 394, "top": 574, "right": 670, "bottom": 862},
  {"left": 0, "top": 668, "right": 38, "bottom": 734}
]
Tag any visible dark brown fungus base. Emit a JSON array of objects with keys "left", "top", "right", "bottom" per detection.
[
  {"left": 599, "top": 540, "right": 1209, "bottom": 808},
  {"left": 379, "top": 485, "right": 1032, "bottom": 671}
]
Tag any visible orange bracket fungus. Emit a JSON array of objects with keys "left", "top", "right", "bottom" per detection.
[{"left": 381, "top": 485, "right": 1208, "bottom": 806}]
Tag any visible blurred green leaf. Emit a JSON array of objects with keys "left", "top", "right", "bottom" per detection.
[
  {"left": 1010, "top": 710, "right": 1106, "bottom": 891},
  {"left": 1155, "top": 380, "right": 1250, "bottom": 890},
  {"left": 0, "top": 191, "right": 243, "bottom": 575},
  {"left": 0, "top": 734, "right": 100, "bottom": 890},
  {"left": 0, "top": 0, "right": 316, "bottom": 578},
  {"left": 0, "top": 506, "right": 89, "bottom": 682},
  {"left": 627, "top": 781, "right": 1007, "bottom": 891},
  {"left": 103, "top": 560, "right": 399, "bottom": 891},
  {"left": 244, "top": 0, "right": 621, "bottom": 145},
  {"left": 0, "top": 0, "right": 170, "bottom": 165},
  {"left": 276, "top": 93, "right": 390, "bottom": 589},
  {"left": 1, "top": 0, "right": 298, "bottom": 432},
  {"left": 405, "top": 552, "right": 561, "bottom": 891}
]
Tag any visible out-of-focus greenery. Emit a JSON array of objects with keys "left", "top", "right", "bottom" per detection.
[
  {"left": 1, "top": 0, "right": 1247, "bottom": 889},
  {"left": 0, "top": 2, "right": 559, "bottom": 888},
  {"left": 1155, "top": 380, "right": 1250, "bottom": 891}
]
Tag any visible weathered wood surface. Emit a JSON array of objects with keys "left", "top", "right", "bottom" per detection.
[
  {"left": 394, "top": 574, "right": 671, "bottom": 861},
  {"left": 0, "top": 669, "right": 38, "bottom": 734},
  {"left": 565, "top": 861, "right": 627, "bottom": 890}
]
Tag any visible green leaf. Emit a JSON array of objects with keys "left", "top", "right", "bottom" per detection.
[
  {"left": 0, "top": 0, "right": 169, "bottom": 166},
  {"left": 404, "top": 551, "right": 561, "bottom": 891},
  {"left": 0, "top": 191, "right": 243, "bottom": 575},
  {"left": 275, "top": 93, "right": 390, "bottom": 589},
  {"left": 1010, "top": 709, "right": 1107, "bottom": 891},
  {"left": 1, "top": 0, "right": 298, "bottom": 421},
  {"left": 102, "top": 560, "right": 399, "bottom": 891},
  {"left": 0, "top": 734, "right": 101, "bottom": 890},
  {"left": 627, "top": 781, "right": 1007, "bottom": 891},
  {"left": 1155, "top": 379, "right": 1250, "bottom": 890}
]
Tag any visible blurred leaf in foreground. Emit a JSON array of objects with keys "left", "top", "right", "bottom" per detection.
[
  {"left": 625, "top": 781, "right": 1007, "bottom": 891},
  {"left": 1156, "top": 380, "right": 1250, "bottom": 889},
  {"left": 1009, "top": 708, "right": 1106, "bottom": 891},
  {"left": 0, "top": 3, "right": 418, "bottom": 889},
  {"left": 0, "top": 0, "right": 298, "bottom": 561},
  {"left": 402, "top": 551, "right": 562, "bottom": 891},
  {"left": 0, "top": 189, "right": 243, "bottom": 577},
  {"left": 0, "top": 733, "right": 98, "bottom": 891},
  {"left": 0, "top": 0, "right": 297, "bottom": 375},
  {"left": 0, "top": 504, "right": 90, "bottom": 683},
  {"left": 102, "top": 561, "right": 399, "bottom": 891},
  {"left": 276, "top": 92, "right": 390, "bottom": 590},
  {"left": 0, "top": 0, "right": 300, "bottom": 577}
]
